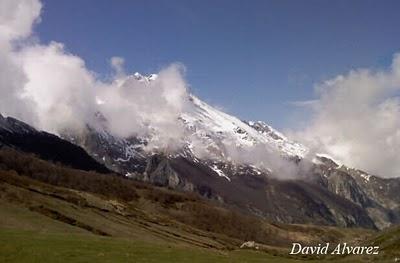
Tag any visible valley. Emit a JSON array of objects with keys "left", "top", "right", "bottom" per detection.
[{"left": 0, "top": 147, "right": 398, "bottom": 262}]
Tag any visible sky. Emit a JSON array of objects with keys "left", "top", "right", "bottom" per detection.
[
  {"left": 36, "top": 0, "right": 400, "bottom": 129},
  {"left": 2, "top": 0, "right": 400, "bottom": 177}
]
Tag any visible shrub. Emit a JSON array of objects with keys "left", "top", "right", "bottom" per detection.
[{"left": 0, "top": 148, "right": 138, "bottom": 201}]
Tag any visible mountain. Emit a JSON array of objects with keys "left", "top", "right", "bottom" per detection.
[
  {"left": 0, "top": 114, "right": 397, "bottom": 262},
  {"left": 0, "top": 75, "right": 398, "bottom": 230},
  {"left": 0, "top": 147, "right": 378, "bottom": 262},
  {"left": 58, "top": 73, "right": 400, "bottom": 230},
  {"left": 0, "top": 114, "right": 109, "bottom": 173}
]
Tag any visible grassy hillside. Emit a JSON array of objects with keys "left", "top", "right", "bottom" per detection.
[
  {"left": 0, "top": 229, "right": 304, "bottom": 263},
  {"left": 0, "top": 148, "right": 397, "bottom": 262},
  {"left": 367, "top": 225, "right": 400, "bottom": 261}
]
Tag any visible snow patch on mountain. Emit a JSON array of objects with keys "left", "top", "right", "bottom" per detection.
[
  {"left": 359, "top": 172, "right": 371, "bottom": 182},
  {"left": 174, "top": 95, "right": 309, "bottom": 176},
  {"left": 210, "top": 164, "right": 231, "bottom": 181}
]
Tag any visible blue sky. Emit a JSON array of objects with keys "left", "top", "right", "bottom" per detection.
[{"left": 37, "top": 0, "right": 400, "bottom": 129}]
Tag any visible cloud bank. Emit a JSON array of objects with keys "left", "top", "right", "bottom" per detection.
[
  {"left": 0, "top": 0, "right": 306, "bottom": 178},
  {"left": 0, "top": 0, "right": 41, "bottom": 125},
  {"left": 293, "top": 54, "right": 400, "bottom": 177},
  {"left": 2, "top": 0, "right": 400, "bottom": 178},
  {"left": 0, "top": 0, "right": 190, "bottom": 152}
]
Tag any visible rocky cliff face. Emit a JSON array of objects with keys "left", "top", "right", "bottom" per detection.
[
  {"left": 132, "top": 153, "right": 378, "bottom": 229},
  {"left": 310, "top": 158, "right": 400, "bottom": 229}
]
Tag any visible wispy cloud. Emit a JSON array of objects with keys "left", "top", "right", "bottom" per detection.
[{"left": 286, "top": 99, "right": 319, "bottom": 108}]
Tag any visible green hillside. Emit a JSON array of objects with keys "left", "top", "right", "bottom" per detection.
[{"left": 0, "top": 148, "right": 397, "bottom": 262}]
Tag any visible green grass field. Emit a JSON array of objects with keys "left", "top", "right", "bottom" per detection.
[
  {"left": 0, "top": 229, "right": 303, "bottom": 263},
  {"left": 3, "top": 228, "right": 398, "bottom": 263}
]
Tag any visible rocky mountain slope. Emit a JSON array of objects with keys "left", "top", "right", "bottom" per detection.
[
  {"left": 0, "top": 114, "right": 109, "bottom": 173},
  {"left": 0, "top": 148, "right": 379, "bottom": 262},
  {"left": 1, "top": 74, "right": 399, "bottom": 230},
  {"left": 54, "top": 73, "right": 400, "bottom": 230}
]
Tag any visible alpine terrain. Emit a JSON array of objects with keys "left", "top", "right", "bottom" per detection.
[
  {"left": 1, "top": 75, "right": 400, "bottom": 262},
  {"left": 53, "top": 73, "right": 400, "bottom": 231}
]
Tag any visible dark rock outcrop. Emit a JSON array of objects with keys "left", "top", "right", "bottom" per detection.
[{"left": 0, "top": 114, "right": 109, "bottom": 173}]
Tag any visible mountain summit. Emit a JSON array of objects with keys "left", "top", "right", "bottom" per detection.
[
  {"left": 82, "top": 72, "right": 308, "bottom": 177},
  {"left": 54, "top": 73, "right": 400, "bottom": 230}
]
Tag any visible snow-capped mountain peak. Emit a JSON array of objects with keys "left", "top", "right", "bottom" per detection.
[
  {"left": 180, "top": 95, "right": 308, "bottom": 161},
  {"left": 71, "top": 72, "right": 309, "bottom": 178},
  {"left": 133, "top": 72, "right": 158, "bottom": 82}
]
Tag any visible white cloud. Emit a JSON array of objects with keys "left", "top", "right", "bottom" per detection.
[
  {"left": 4, "top": 0, "right": 399, "bottom": 179},
  {"left": 293, "top": 54, "right": 400, "bottom": 177},
  {"left": 286, "top": 99, "right": 319, "bottom": 108},
  {"left": 20, "top": 42, "right": 98, "bottom": 133},
  {"left": 110, "top": 56, "right": 125, "bottom": 76},
  {"left": 0, "top": 0, "right": 191, "bottom": 151},
  {"left": 97, "top": 63, "right": 190, "bottom": 151},
  {"left": 0, "top": 0, "right": 41, "bottom": 42},
  {"left": 0, "top": 0, "right": 42, "bottom": 125}
]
